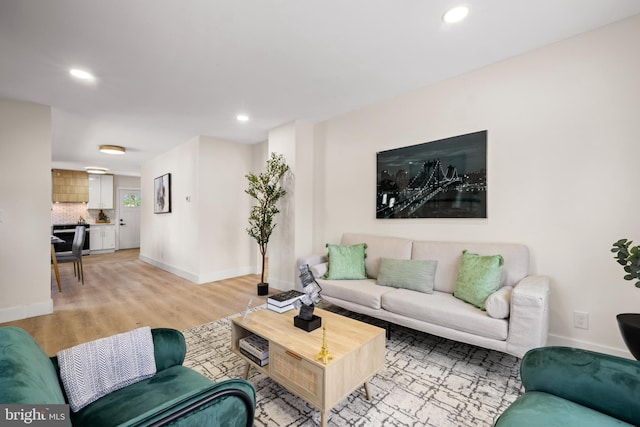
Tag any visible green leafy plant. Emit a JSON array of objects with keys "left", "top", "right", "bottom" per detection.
[
  {"left": 245, "top": 153, "right": 290, "bottom": 285},
  {"left": 611, "top": 239, "right": 640, "bottom": 288}
]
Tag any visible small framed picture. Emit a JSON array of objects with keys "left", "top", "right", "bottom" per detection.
[{"left": 154, "top": 173, "right": 171, "bottom": 214}]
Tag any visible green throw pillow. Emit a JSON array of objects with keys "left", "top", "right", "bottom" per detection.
[
  {"left": 453, "top": 250, "right": 504, "bottom": 310},
  {"left": 377, "top": 258, "right": 437, "bottom": 294},
  {"left": 324, "top": 243, "right": 367, "bottom": 280}
]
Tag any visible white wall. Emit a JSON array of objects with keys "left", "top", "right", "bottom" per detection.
[
  {"left": 140, "top": 136, "right": 254, "bottom": 283},
  {"left": 114, "top": 175, "right": 141, "bottom": 189},
  {"left": 0, "top": 98, "right": 53, "bottom": 322},
  {"left": 266, "top": 121, "right": 315, "bottom": 289},
  {"left": 198, "top": 136, "right": 254, "bottom": 282},
  {"left": 140, "top": 137, "right": 200, "bottom": 279},
  {"left": 312, "top": 15, "right": 640, "bottom": 356}
]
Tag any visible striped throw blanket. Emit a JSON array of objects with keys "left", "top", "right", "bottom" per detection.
[{"left": 57, "top": 326, "right": 157, "bottom": 412}]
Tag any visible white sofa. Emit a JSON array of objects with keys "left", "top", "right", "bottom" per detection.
[{"left": 297, "top": 233, "right": 550, "bottom": 358}]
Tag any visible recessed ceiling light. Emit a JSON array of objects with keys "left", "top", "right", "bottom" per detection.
[
  {"left": 85, "top": 167, "right": 108, "bottom": 174},
  {"left": 99, "top": 145, "right": 126, "bottom": 155},
  {"left": 69, "top": 68, "right": 95, "bottom": 81},
  {"left": 237, "top": 114, "right": 249, "bottom": 122},
  {"left": 443, "top": 6, "right": 469, "bottom": 23}
]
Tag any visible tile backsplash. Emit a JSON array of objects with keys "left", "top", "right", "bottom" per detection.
[{"left": 51, "top": 203, "right": 115, "bottom": 225}]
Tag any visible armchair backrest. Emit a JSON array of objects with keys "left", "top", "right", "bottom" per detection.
[
  {"left": 0, "top": 326, "right": 66, "bottom": 404},
  {"left": 72, "top": 226, "right": 86, "bottom": 257},
  {"left": 521, "top": 346, "right": 640, "bottom": 425},
  {"left": 151, "top": 328, "right": 187, "bottom": 371}
]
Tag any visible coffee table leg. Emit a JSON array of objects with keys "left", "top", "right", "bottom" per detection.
[
  {"left": 242, "top": 362, "right": 250, "bottom": 380},
  {"left": 321, "top": 411, "right": 327, "bottom": 427},
  {"left": 364, "top": 382, "right": 371, "bottom": 400}
]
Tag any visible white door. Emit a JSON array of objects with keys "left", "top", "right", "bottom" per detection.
[{"left": 118, "top": 188, "right": 141, "bottom": 249}]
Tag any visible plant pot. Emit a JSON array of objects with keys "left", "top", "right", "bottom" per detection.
[
  {"left": 257, "top": 283, "right": 269, "bottom": 296},
  {"left": 616, "top": 313, "right": 640, "bottom": 360}
]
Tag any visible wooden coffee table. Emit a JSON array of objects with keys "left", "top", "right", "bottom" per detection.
[{"left": 231, "top": 307, "right": 386, "bottom": 427}]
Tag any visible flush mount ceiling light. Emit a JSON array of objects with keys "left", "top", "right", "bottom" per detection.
[
  {"left": 85, "top": 167, "right": 108, "bottom": 174},
  {"left": 69, "top": 68, "right": 95, "bottom": 81},
  {"left": 443, "top": 5, "right": 469, "bottom": 23},
  {"left": 99, "top": 145, "right": 126, "bottom": 155},
  {"left": 237, "top": 114, "right": 249, "bottom": 122}
]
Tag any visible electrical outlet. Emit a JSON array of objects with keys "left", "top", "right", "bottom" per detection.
[{"left": 574, "top": 311, "right": 589, "bottom": 329}]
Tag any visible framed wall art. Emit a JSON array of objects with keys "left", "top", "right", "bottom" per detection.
[
  {"left": 154, "top": 173, "right": 171, "bottom": 214},
  {"left": 376, "top": 130, "right": 487, "bottom": 219}
]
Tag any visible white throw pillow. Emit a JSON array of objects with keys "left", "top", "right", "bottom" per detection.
[
  {"left": 310, "top": 262, "right": 328, "bottom": 279},
  {"left": 485, "top": 286, "right": 513, "bottom": 319}
]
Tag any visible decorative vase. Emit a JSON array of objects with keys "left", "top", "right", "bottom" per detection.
[
  {"left": 257, "top": 283, "right": 268, "bottom": 296},
  {"left": 616, "top": 313, "right": 640, "bottom": 360}
]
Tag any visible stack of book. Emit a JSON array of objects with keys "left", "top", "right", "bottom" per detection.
[
  {"left": 267, "top": 290, "right": 304, "bottom": 313},
  {"left": 238, "top": 334, "right": 269, "bottom": 367}
]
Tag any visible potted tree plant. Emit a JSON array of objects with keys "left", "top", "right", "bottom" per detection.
[
  {"left": 245, "top": 153, "right": 290, "bottom": 296},
  {"left": 611, "top": 238, "right": 640, "bottom": 359}
]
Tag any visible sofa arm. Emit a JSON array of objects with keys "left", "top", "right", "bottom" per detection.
[
  {"left": 152, "top": 328, "right": 186, "bottom": 371},
  {"left": 518, "top": 347, "right": 640, "bottom": 425},
  {"left": 506, "top": 275, "right": 550, "bottom": 357},
  {"left": 297, "top": 254, "right": 329, "bottom": 280},
  {"left": 133, "top": 378, "right": 256, "bottom": 427},
  {"left": 297, "top": 254, "right": 328, "bottom": 269}
]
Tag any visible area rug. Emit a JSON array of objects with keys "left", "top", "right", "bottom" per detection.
[{"left": 182, "top": 305, "right": 522, "bottom": 426}]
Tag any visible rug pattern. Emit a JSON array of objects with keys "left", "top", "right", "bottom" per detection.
[{"left": 182, "top": 306, "right": 522, "bottom": 426}]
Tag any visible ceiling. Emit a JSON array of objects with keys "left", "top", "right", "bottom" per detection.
[{"left": 1, "top": 1, "right": 639, "bottom": 176}]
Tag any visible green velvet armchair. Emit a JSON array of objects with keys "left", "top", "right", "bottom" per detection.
[
  {"left": 0, "top": 326, "right": 256, "bottom": 427},
  {"left": 494, "top": 346, "right": 640, "bottom": 427}
]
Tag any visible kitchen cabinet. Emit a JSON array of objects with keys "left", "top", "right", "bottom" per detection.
[
  {"left": 90, "top": 224, "right": 115, "bottom": 253},
  {"left": 52, "top": 169, "right": 89, "bottom": 202},
  {"left": 88, "top": 174, "right": 114, "bottom": 209}
]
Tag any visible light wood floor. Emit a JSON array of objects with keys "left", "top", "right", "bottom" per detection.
[{"left": 0, "top": 249, "right": 282, "bottom": 355}]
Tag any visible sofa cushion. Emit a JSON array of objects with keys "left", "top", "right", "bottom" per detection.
[
  {"left": 341, "top": 233, "right": 412, "bottom": 278},
  {"left": 381, "top": 289, "right": 508, "bottom": 340},
  {"left": 324, "top": 243, "right": 367, "bottom": 280},
  {"left": 70, "top": 365, "right": 216, "bottom": 427},
  {"left": 377, "top": 258, "right": 437, "bottom": 294},
  {"left": 317, "top": 278, "right": 393, "bottom": 310},
  {"left": 0, "top": 326, "right": 66, "bottom": 405},
  {"left": 411, "top": 241, "right": 529, "bottom": 294},
  {"left": 485, "top": 286, "right": 513, "bottom": 319},
  {"left": 494, "top": 391, "right": 634, "bottom": 427},
  {"left": 453, "top": 250, "right": 504, "bottom": 310}
]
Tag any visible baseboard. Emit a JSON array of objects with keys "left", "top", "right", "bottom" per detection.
[
  {"left": 0, "top": 299, "right": 53, "bottom": 323},
  {"left": 139, "top": 255, "right": 258, "bottom": 285},
  {"left": 197, "top": 267, "right": 257, "bottom": 285},
  {"left": 265, "top": 278, "right": 295, "bottom": 292},
  {"left": 547, "top": 333, "right": 633, "bottom": 359},
  {"left": 139, "top": 255, "right": 200, "bottom": 283}
]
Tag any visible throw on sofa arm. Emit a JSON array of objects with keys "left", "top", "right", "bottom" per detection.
[
  {"left": 506, "top": 275, "right": 550, "bottom": 357},
  {"left": 495, "top": 347, "right": 640, "bottom": 426}
]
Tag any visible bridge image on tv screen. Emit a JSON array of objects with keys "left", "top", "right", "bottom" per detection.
[{"left": 376, "top": 130, "right": 487, "bottom": 219}]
